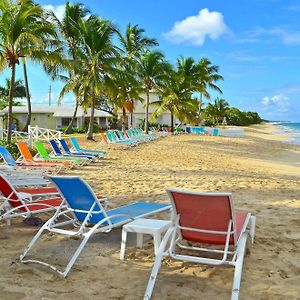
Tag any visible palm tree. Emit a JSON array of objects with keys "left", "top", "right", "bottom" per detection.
[
  {"left": 152, "top": 58, "right": 199, "bottom": 131},
  {"left": 0, "top": 78, "right": 26, "bottom": 109},
  {"left": 50, "top": 1, "right": 90, "bottom": 133},
  {"left": 105, "top": 65, "right": 143, "bottom": 131},
  {"left": 137, "top": 50, "right": 168, "bottom": 133},
  {"left": 195, "top": 58, "right": 224, "bottom": 114},
  {"left": 205, "top": 98, "right": 229, "bottom": 125},
  {"left": 0, "top": 0, "right": 57, "bottom": 142},
  {"left": 75, "top": 16, "right": 117, "bottom": 140},
  {"left": 117, "top": 23, "right": 158, "bottom": 127}
]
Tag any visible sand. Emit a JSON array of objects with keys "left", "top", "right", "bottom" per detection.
[{"left": 0, "top": 123, "right": 300, "bottom": 300}]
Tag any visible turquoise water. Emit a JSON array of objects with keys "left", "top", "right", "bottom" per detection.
[{"left": 274, "top": 122, "right": 300, "bottom": 145}]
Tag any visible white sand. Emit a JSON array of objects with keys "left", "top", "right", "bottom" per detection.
[{"left": 0, "top": 124, "right": 300, "bottom": 299}]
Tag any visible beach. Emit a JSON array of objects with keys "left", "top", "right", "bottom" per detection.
[{"left": 0, "top": 123, "right": 300, "bottom": 300}]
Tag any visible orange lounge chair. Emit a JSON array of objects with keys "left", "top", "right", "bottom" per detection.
[
  {"left": 144, "top": 189, "right": 256, "bottom": 300},
  {"left": 17, "top": 142, "right": 72, "bottom": 168}
]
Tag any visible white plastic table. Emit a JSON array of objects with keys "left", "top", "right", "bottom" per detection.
[{"left": 120, "top": 218, "right": 172, "bottom": 260}]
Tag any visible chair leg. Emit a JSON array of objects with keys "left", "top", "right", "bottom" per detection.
[
  {"left": 231, "top": 232, "right": 247, "bottom": 300},
  {"left": 20, "top": 220, "right": 50, "bottom": 261},
  {"left": 62, "top": 233, "right": 92, "bottom": 277},
  {"left": 249, "top": 216, "right": 256, "bottom": 243},
  {"left": 144, "top": 227, "right": 174, "bottom": 300}
]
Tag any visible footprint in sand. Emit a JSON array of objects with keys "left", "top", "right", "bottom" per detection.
[{"left": 284, "top": 231, "right": 300, "bottom": 239}]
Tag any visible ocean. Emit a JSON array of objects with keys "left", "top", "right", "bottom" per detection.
[{"left": 274, "top": 122, "right": 300, "bottom": 145}]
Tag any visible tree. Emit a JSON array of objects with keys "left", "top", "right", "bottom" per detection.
[
  {"left": 0, "top": 0, "right": 57, "bottom": 142},
  {"left": 105, "top": 65, "right": 143, "bottom": 131},
  {"left": 116, "top": 23, "right": 157, "bottom": 127},
  {"left": 75, "top": 16, "right": 117, "bottom": 140},
  {"left": 195, "top": 58, "right": 223, "bottom": 114},
  {"left": 152, "top": 58, "right": 199, "bottom": 131},
  {"left": 0, "top": 78, "right": 26, "bottom": 109},
  {"left": 205, "top": 98, "right": 229, "bottom": 125},
  {"left": 50, "top": 1, "right": 90, "bottom": 133},
  {"left": 137, "top": 50, "right": 168, "bottom": 133}
]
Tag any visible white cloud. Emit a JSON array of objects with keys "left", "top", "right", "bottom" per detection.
[
  {"left": 261, "top": 94, "right": 290, "bottom": 112},
  {"left": 164, "top": 8, "right": 228, "bottom": 46},
  {"left": 240, "top": 26, "right": 300, "bottom": 45},
  {"left": 43, "top": 4, "right": 65, "bottom": 21}
]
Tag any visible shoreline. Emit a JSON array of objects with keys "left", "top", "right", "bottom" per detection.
[{"left": 0, "top": 124, "right": 300, "bottom": 299}]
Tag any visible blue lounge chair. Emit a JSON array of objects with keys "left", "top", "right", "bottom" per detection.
[
  {"left": 20, "top": 176, "right": 171, "bottom": 277},
  {"left": 213, "top": 128, "right": 219, "bottom": 136},
  {"left": 70, "top": 137, "right": 107, "bottom": 155},
  {"left": 58, "top": 139, "right": 99, "bottom": 159},
  {"left": 49, "top": 140, "right": 91, "bottom": 163}
]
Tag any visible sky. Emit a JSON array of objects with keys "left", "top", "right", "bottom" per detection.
[{"left": 1, "top": 0, "right": 300, "bottom": 121}]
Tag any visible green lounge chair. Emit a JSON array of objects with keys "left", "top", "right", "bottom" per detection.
[{"left": 35, "top": 141, "right": 83, "bottom": 165}]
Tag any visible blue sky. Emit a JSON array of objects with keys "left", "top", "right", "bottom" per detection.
[{"left": 1, "top": 0, "right": 300, "bottom": 121}]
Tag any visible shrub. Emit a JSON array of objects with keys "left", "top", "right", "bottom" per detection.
[{"left": 0, "top": 139, "right": 20, "bottom": 160}]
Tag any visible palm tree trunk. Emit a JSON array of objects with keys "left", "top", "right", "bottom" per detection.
[
  {"left": 22, "top": 58, "right": 31, "bottom": 132},
  {"left": 7, "top": 64, "right": 16, "bottom": 144},
  {"left": 145, "top": 89, "right": 150, "bottom": 133},
  {"left": 87, "top": 98, "right": 95, "bottom": 140},
  {"left": 65, "top": 100, "right": 79, "bottom": 134},
  {"left": 170, "top": 109, "right": 174, "bottom": 132},
  {"left": 130, "top": 111, "right": 133, "bottom": 128},
  {"left": 122, "top": 107, "right": 127, "bottom": 131}
]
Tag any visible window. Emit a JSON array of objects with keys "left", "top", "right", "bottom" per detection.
[{"left": 61, "top": 118, "right": 72, "bottom": 127}]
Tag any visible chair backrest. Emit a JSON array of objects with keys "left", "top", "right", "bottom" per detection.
[
  {"left": 0, "top": 175, "right": 23, "bottom": 209},
  {"left": 59, "top": 139, "right": 71, "bottom": 154},
  {"left": 17, "top": 142, "right": 34, "bottom": 161},
  {"left": 100, "top": 132, "right": 108, "bottom": 143},
  {"left": 213, "top": 128, "right": 219, "bottom": 136},
  {"left": 49, "top": 176, "right": 105, "bottom": 223},
  {"left": 50, "top": 140, "right": 63, "bottom": 155},
  {"left": 167, "top": 189, "right": 237, "bottom": 246},
  {"left": 0, "top": 146, "right": 17, "bottom": 166},
  {"left": 105, "top": 131, "right": 116, "bottom": 142},
  {"left": 35, "top": 141, "right": 50, "bottom": 159},
  {"left": 70, "top": 137, "right": 81, "bottom": 151}
]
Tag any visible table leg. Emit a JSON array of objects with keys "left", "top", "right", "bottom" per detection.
[
  {"left": 120, "top": 229, "right": 128, "bottom": 261},
  {"left": 137, "top": 233, "right": 143, "bottom": 248}
]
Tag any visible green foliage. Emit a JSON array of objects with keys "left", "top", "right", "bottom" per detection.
[
  {"left": 137, "top": 118, "right": 168, "bottom": 131},
  {"left": 226, "top": 108, "right": 262, "bottom": 126},
  {"left": 0, "top": 139, "right": 19, "bottom": 160}
]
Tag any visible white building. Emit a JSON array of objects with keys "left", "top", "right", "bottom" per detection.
[
  {"left": 0, "top": 106, "right": 112, "bottom": 131},
  {"left": 126, "top": 93, "right": 180, "bottom": 128}
]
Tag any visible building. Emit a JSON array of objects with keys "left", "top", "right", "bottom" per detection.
[
  {"left": 0, "top": 106, "right": 112, "bottom": 131},
  {"left": 0, "top": 93, "right": 180, "bottom": 132},
  {"left": 125, "top": 93, "right": 180, "bottom": 128}
]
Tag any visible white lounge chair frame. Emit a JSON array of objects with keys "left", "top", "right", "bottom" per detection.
[{"left": 20, "top": 177, "right": 170, "bottom": 278}]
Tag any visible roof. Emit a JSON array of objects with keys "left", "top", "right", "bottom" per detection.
[
  {"left": 0, "top": 106, "right": 112, "bottom": 118},
  {"left": 0, "top": 106, "right": 57, "bottom": 115}
]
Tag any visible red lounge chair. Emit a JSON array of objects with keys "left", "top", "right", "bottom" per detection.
[
  {"left": 0, "top": 175, "right": 63, "bottom": 223},
  {"left": 144, "top": 189, "right": 256, "bottom": 300}
]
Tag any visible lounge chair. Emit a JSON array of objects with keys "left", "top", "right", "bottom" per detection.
[
  {"left": 17, "top": 142, "right": 72, "bottom": 168},
  {"left": 106, "top": 131, "right": 136, "bottom": 146},
  {"left": 0, "top": 146, "right": 56, "bottom": 173},
  {"left": 0, "top": 174, "right": 63, "bottom": 223},
  {"left": 70, "top": 137, "right": 107, "bottom": 155},
  {"left": 20, "top": 176, "right": 171, "bottom": 277},
  {"left": 35, "top": 141, "right": 82, "bottom": 165},
  {"left": 0, "top": 169, "right": 49, "bottom": 187},
  {"left": 49, "top": 140, "right": 90, "bottom": 164},
  {"left": 144, "top": 189, "right": 256, "bottom": 300},
  {"left": 58, "top": 139, "right": 99, "bottom": 159}
]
